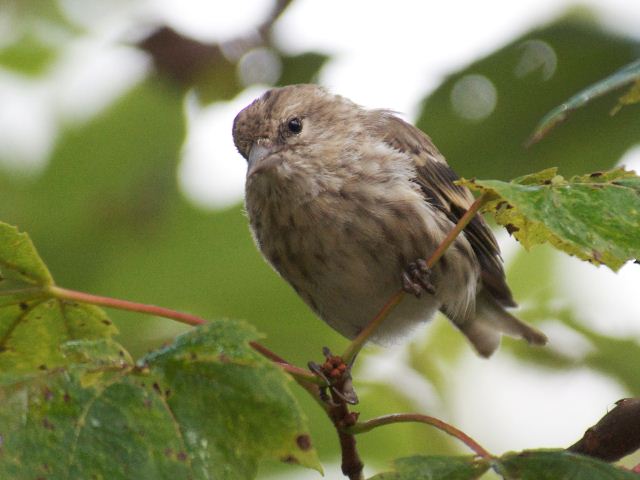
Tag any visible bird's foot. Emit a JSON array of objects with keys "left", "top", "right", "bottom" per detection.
[
  {"left": 308, "top": 347, "right": 358, "bottom": 405},
  {"left": 401, "top": 258, "right": 436, "bottom": 298}
]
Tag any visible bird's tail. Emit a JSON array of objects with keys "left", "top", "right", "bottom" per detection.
[{"left": 460, "top": 291, "right": 547, "bottom": 357}]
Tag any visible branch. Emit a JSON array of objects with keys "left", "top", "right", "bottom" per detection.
[
  {"left": 568, "top": 398, "right": 640, "bottom": 462},
  {"left": 348, "top": 413, "right": 493, "bottom": 460}
]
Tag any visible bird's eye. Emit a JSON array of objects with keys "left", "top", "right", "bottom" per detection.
[{"left": 287, "top": 117, "right": 303, "bottom": 134}]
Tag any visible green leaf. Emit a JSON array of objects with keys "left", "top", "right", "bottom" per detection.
[
  {"left": 530, "top": 59, "right": 640, "bottom": 143},
  {"left": 497, "top": 450, "right": 640, "bottom": 479},
  {"left": 0, "top": 321, "right": 321, "bottom": 479},
  {"left": 462, "top": 168, "right": 640, "bottom": 271},
  {"left": 141, "top": 320, "right": 321, "bottom": 476},
  {"left": 0, "top": 221, "right": 117, "bottom": 381},
  {"left": 277, "top": 52, "right": 329, "bottom": 86},
  {"left": 612, "top": 79, "right": 640, "bottom": 115},
  {"left": 0, "top": 221, "right": 53, "bottom": 287},
  {"left": 369, "top": 455, "right": 490, "bottom": 479},
  {"left": 416, "top": 15, "right": 640, "bottom": 181},
  {"left": 0, "top": 34, "right": 57, "bottom": 76},
  {"left": 0, "top": 301, "right": 117, "bottom": 383}
]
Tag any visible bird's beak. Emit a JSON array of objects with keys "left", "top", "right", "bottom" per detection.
[{"left": 247, "top": 143, "right": 280, "bottom": 177}]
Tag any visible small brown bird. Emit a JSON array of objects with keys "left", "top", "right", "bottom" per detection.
[{"left": 233, "top": 84, "right": 546, "bottom": 357}]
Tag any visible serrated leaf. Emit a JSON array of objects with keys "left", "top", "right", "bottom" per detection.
[
  {"left": 462, "top": 168, "right": 640, "bottom": 271},
  {"left": 0, "top": 321, "right": 320, "bottom": 479},
  {"left": 141, "top": 320, "right": 321, "bottom": 476},
  {"left": 369, "top": 455, "right": 489, "bottom": 479},
  {"left": 529, "top": 59, "right": 640, "bottom": 144},
  {"left": 497, "top": 450, "right": 639, "bottom": 479},
  {"left": 0, "top": 221, "right": 53, "bottom": 287}
]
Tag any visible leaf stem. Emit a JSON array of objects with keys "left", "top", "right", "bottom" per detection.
[
  {"left": 347, "top": 413, "right": 493, "bottom": 460},
  {"left": 47, "top": 285, "right": 207, "bottom": 327},
  {"left": 341, "top": 193, "right": 489, "bottom": 364}
]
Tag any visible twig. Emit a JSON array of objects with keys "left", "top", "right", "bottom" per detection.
[
  {"left": 342, "top": 290, "right": 404, "bottom": 365},
  {"left": 341, "top": 193, "right": 489, "bottom": 364},
  {"left": 568, "top": 398, "right": 640, "bottom": 462},
  {"left": 347, "top": 413, "right": 493, "bottom": 460},
  {"left": 328, "top": 384, "right": 364, "bottom": 479}
]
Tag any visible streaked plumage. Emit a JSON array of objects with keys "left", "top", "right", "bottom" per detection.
[{"left": 233, "top": 84, "right": 546, "bottom": 356}]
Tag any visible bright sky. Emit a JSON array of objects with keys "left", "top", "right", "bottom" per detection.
[{"left": 1, "top": 1, "right": 640, "bottom": 474}]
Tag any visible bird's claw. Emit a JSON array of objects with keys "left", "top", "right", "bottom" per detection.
[{"left": 402, "top": 258, "right": 436, "bottom": 297}]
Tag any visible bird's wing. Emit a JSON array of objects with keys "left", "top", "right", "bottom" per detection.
[{"left": 373, "top": 112, "right": 516, "bottom": 307}]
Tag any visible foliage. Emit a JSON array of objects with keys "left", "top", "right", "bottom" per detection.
[
  {"left": 462, "top": 168, "right": 640, "bottom": 271},
  {"left": 1, "top": 1, "right": 640, "bottom": 478}
]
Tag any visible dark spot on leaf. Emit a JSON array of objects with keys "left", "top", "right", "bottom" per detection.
[
  {"left": 296, "top": 434, "right": 312, "bottom": 451},
  {"left": 101, "top": 319, "right": 112, "bottom": 326},
  {"left": 177, "top": 451, "right": 188, "bottom": 462},
  {"left": 63, "top": 392, "right": 71, "bottom": 403},
  {"left": 592, "top": 250, "right": 603, "bottom": 263},
  {"left": 119, "top": 350, "right": 125, "bottom": 357},
  {"left": 164, "top": 448, "right": 173, "bottom": 457},
  {"left": 590, "top": 171, "right": 603, "bottom": 177},
  {"left": 281, "top": 455, "right": 299, "bottom": 464},
  {"left": 505, "top": 224, "right": 520, "bottom": 235},
  {"left": 42, "top": 418, "right": 54, "bottom": 430},
  {"left": 42, "top": 387, "right": 53, "bottom": 401},
  {"left": 152, "top": 382, "right": 161, "bottom": 394},
  {"left": 38, "top": 364, "right": 47, "bottom": 371},
  {"left": 41, "top": 463, "right": 50, "bottom": 473},
  {"left": 165, "top": 389, "right": 171, "bottom": 398},
  {"left": 19, "top": 302, "right": 28, "bottom": 311},
  {"left": 0, "top": 346, "right": 6, "bottom": 353},
  {"left": 143, "top": 399, "right": 152, "bottom": 409},
  {"left": 190, "top": 352, "right": 197, "bottom": 360},
  {"left": 543, "top": 180, "right": 552, "bottom": 185},
  {"left": 218, "top": 353, "right": 230, "bottom": 363}
]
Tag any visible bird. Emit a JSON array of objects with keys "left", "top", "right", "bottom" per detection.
[{"left": 232, "top": 84, "right": 547, "bottom": 357}]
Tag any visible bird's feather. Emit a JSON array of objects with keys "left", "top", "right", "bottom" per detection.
[{"left": 372, "top": 113, "right": 516, "bottom": 307}]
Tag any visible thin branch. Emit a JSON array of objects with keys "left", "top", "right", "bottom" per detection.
[
  {"left": 341, "top": 193, "right": 490, "bottom": 364},
  {"left": 342, "top": 290, "right": 404, "bottom": 365},
  {"left": 347, "top": 413, "right": 493, "bottom": 460}
]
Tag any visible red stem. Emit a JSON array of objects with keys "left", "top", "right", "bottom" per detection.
[
  {"left": 48, "top": 285, "right": 207, "bottom": 327},
  {"left": 348, "top": 413, "right": 493, "bottom": 460}
]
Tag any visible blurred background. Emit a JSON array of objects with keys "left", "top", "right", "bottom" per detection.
[{"left": 1, "top": 0, "right": 640, "bottom": 477}]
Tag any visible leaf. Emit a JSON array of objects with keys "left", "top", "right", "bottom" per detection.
[
  {"left": 416, "top": 15, "right": 640, "bottom": 181},
  {"left": 0, "top": 34, "right": 58, "bottom": 76},
  {"left": 277, "top": 52, "right": 329, "bottom": 86},
  {"left": 0, "top": 221, "right": 117, "bottom": 380},
  {"left": 612, "top": 79, "right": 640, "bottom": 115},
  {"left": 497, "top": 450, "right": 640, "bottom": 479},
  {"left": 529, "top": 59, "right": 640, "bottom": 144},
  {"left": 0, "top": 321, "right": 321, "bottom": 479},
  {"left": 0, "top": 221, "right": 53, "bottom": 287},
  {"left": 462, "top": 168, "right": 640, "bottom": 271},
  {"left": 369, "top": 455, "right": 489, "bottom": 479},
  {"left": 141, "top": 320, "right": 321, "bottom": 475}
]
